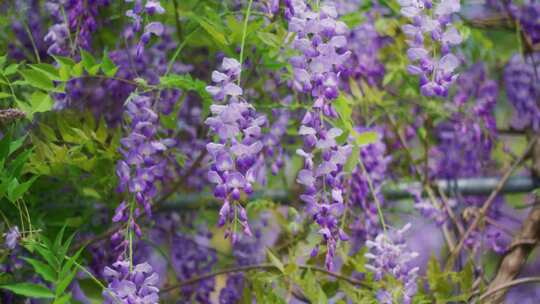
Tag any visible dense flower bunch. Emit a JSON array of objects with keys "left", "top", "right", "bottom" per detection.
[
  {"left": 45, "top": 0, "right": 109, "bottom": 55},
  {"left": 430, "top": 63, "right": 497, "bottom": 179},
  {"left": 111, "top": 95, "right": 174, "bottom": 259},
  {"left": 287, "top": 0, "right": 353, "bottom": 270},
  {"left": 342, "top": 2, "right": 389, "bottom": 87},
  {"left": 399, "top": 0, "right": 463, "bottom": 97},
  {"left": 8, "top": 0, "right": 49, "bottom": 61},
  {"left": 287, "top": 0, "right": 351, "bottom": 117},
  {"left": 103, "top": 260, "right": 160, "bottom": 304},
  {"left": 349, "top": 129, "right": 391, "bottom": 250},
  {"left": 170, "top": 229, "right": 217, "bottom": 302},
  {"left": 428, "top": 64, "right": 511, "bottom": 253},
  {"left": 115, "top": 95, "right": 172, "bottom": 220},
  {"left": 509, "top": 1, "right": 540, "bottom": 45},
  {"left": 124, "top": 0, "right": 166, "bottom": 57},
  {"left": 504, "top": 53, "right": 540, "bottom": 131},
  {"left": 205, "top": 57, "right": 267, "bottom": 241},
  {"left": 261, "top": 108, "right": 290, "bottom": 179},
  {"left": 365, "top": 223, "right": 419, "bottom": 304}
]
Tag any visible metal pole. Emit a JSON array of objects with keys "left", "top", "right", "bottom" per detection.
[{"left": 160, "top": 175, "right": 540, "bottom": 209}]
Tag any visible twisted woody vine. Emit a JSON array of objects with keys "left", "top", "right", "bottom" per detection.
[{"left": 1, "top": 0, "right": 540, "bottom": 303}]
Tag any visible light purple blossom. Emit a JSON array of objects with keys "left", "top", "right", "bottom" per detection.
[
  {"left": 399, "top": 0, "right": 463, "bottom": 97},
  {"left": 103, "top": 260, "right": 159, "bottom": 304},
  {"left": 504, "top": 53, "right": 540, "bottom": 131},
  {"left": 205, "top": 58, "right": 267, "bottom": 241},
  {"left": 366, "top": 223, "right": 419, "bottom": 304},
  {"left": 287, "top": 0, "right": 353, "bottom": 270},
  {"left": 4, "top": 226, "right": 20, "bottom": 250}
]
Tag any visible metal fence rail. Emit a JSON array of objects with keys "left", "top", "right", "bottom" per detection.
[{"left": 160, "top": 175, "right": 540, "bottom": 209}]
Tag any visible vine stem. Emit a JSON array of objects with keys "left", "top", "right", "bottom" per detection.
[
  {"left": 237, "top": 0, "right": 254, "bottom": 85},
  {"left": 478, "top": 277, "right": 540, "bottom": 302},
  {"left": 159, "top": 263, "right": 371, "bottom": 294},
  {"left": 358, "top": 155, "right": 387, "bottom": 233},
  {"left": 444, "top": 137, "right": 538, "bottom": 271}
]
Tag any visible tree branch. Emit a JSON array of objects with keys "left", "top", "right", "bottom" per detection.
[
  {"left": 479, "top": 276, "right": 540, "bottom": 302},
  {"left": 480, "top": 137, "right": 540, "bottom": 303},
  {"left": 444, "top": 137, "right": 538, "bottom": 271},
  {"left": 480, "top": 205, "right": 540, "bottom": 303},
  {"left": 159, "top": 263, "right": 371, "bottom": 295}
]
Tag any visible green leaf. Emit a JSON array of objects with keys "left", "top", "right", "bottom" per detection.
[
  {"left": 30, "top": 64, "right": 61, "bottom": 81},
  {"left": 354, "top": 131, "right": 379, "bottom": 147},
  {"left": 266, "top": 249, "right": 284, "bottom": 273},
  {"left": 159, "top": 73, "right": 212, "bottom": 117},
  {"left": 189, "top": 14, "right": 229, "bottom": 45},
  {"left": 101, "top": 52, "right": 118, "bottom": 77},
  {"left": 55, "top": 269, "right": 77, "bottom": 296},
  {"left": 53, "top": 56, "right": 75, "bottom": 81},
  {"left": 22, "top": 257, "right": 56, "bottom": 283},
  {"left": 4, "top": 63, "right": 20, "bottom": 76},
  {"left": 0, "top": 92, "right": 11, "bottom": 99},
  {"left": 34, "top": 244, "right": 60, "bottom": 271},
  {"left": 0, "top": 283, "right": 55, "bottom": 299},
  {"left": 71, "top": 62, "right": 84, "bottom": 77},
  {"left": 7, "top": 176, "right": 38, "bottom": 202},
  {"left": 19, "top": 69, "right": 60, "bottom": 92},
  {"left": 53, "top": 294, "right": 71, "bottom": 304},
  {"left": 0, "top": 55, "right": 6, "bottom": 68},
  {"left": 80, "top": 50, "right": 100, "bottom": 75},
  {"left": 6, "top": 148, "right": 32, "bottom": 178},
  {"left": 30, "top": 91, "right": 53, "bottom": 116}
]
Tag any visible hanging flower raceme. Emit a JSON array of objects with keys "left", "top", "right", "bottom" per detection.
[
  {"left": 44, "top": 0, "right": 109, "bottom": 55},
  {"left": 103, "top": 260, "right": 160, "bottom": 304},
  {"left": 344, "top": 3, "right": 390, "bottom": 87},
  {"left": 3, "top": 226, "right": 20, "bottom": 250},
  {"left": 509, "top": 1, "right": 540, "bottom": 46},
  {"left": 111, "top": 95, "right": 174, "bottom": 258},
  {"left": 287, "top": 0, "right": 352, "bottom": 270},
  {"left": 398, "top": 0, "right": 463, "bottom": 97},
  {"left": 365, "top": 223, "right": 419, "bottom": 304},
  {"left": 124, "top": 0, "right": 166, "bottom": 57},
  {"left": 504, "top": 53, "right": 540, "bottom": 131},
  {"left": 205, "top": 57, "right": 267, "bottom": 242},
  {"left": 287, "top": 0, "right": 351, "bottom": 117}
]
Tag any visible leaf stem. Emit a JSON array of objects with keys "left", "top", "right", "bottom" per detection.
[{"left": 238, "top": 0, "right": 254, "bottom": 85}]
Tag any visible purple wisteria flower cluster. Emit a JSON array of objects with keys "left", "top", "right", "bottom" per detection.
[
  {"left": 4, "top": 226, "right": 21, "bottom": 250},
  {"left": 399, "top": 0, "right": 463, "bottom": 97},
  {"left": 148, "top": 213, "right": 217, "bottom": 303},
  {"left": 8, "top": 0, "right": 49, "bottom": 61},
  {"left": 103, "top": 260, "right": 160, "bottom": 304},
  {"left": 287, "top": 0, "right": 351, "bottom": 117},
  {"left": 509, "top": 1, "right": 540, "bottom": 45},
  {"left": 341, "top": 2, "right": 390, "bottom": 87},
  {"left": 430, "top": 63, "right": 497, "bottom": 180},
  {"left": 287, "top": 0, "right": 353, "bottom": 270},
  {"left": 112, "top": 95, "right": 174, "bottom": 256},
  {"left": 205, "top": 57, "right": 267, "bottom": 242},
  {"left": 428, "top": 64, "right": 511, "bottom": 253},
  {"left": 44, "top": 0, "right": 109, "bottom": 55},
  {"left": 365, "top": 223, "right": 419, "bottom": 304},
  {"left": 504, "top": 53, "right": 540, "bottom": 131},
  {"left": 123, "top": 0, "right": 165, "bottom": 57}
]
